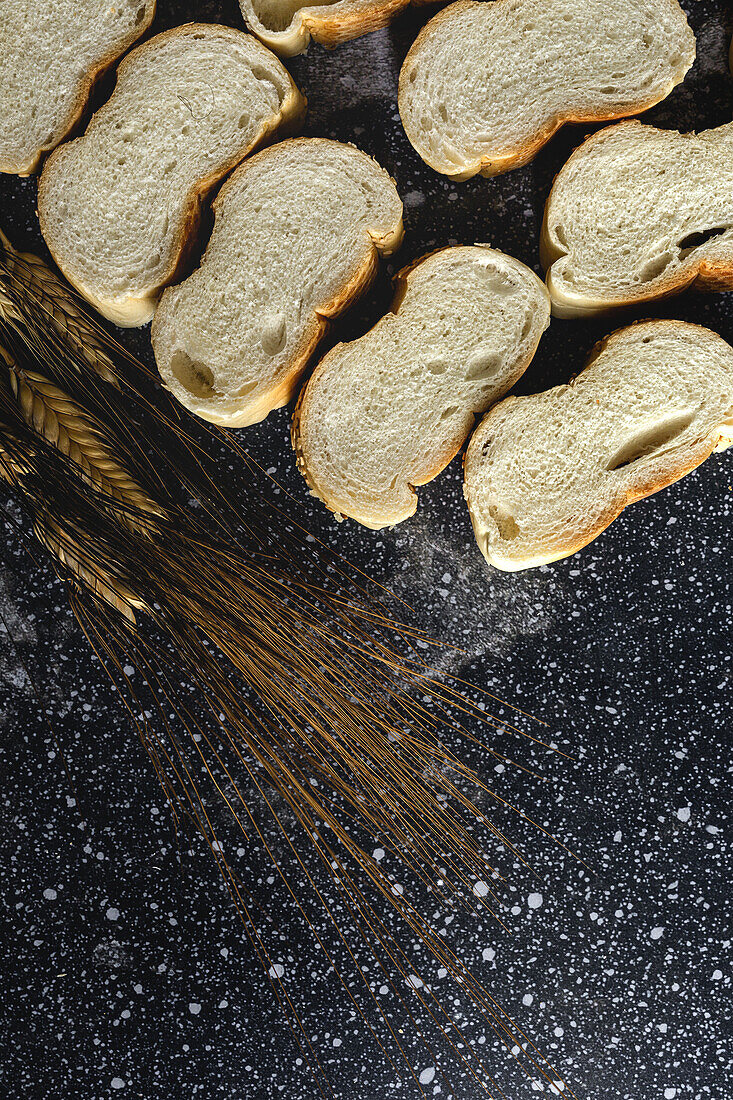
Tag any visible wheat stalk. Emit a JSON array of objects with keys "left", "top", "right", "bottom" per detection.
[{"left": 0, "top": 230, "right": 574, "bottom": 1099}]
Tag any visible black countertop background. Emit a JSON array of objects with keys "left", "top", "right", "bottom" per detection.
[{"left": 1, "top": 2, "right": 731, "bottom": 1098}]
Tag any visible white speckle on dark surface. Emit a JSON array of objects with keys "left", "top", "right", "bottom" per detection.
[{"left": 1, "top": 2, "right": 731, "bottom": 1099}]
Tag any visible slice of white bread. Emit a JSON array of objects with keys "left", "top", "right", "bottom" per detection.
[
  {"left": 398, "top": 0, "right": 695, "bottom": 181},
  {"left": 292, "top": 246, "right": 550, "bottom": 529},
  {"left": 37, "top": 24, "right": 304, "bottom": 327},
  {"left": 151, "top": 139, "right": 403, "bottom": 427},
  {"left": 238, "top": 0, "right": 419, "bottom": 56},
  {"left": 464, "top": 321, "right": 733, "bottom": 571},
  {"left": 0, "top": 0, "right": 156, "bottom": 176},
  {"left": 542, "top": 121, "right": 733, "bottom": 318}
]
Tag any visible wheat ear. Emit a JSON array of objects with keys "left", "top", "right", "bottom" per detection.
[
  {"left": 0, "top": 343, "right": 161, "bottom": 618},
  {"left": 8, "top": 366, "right": 160, "bottom": 526},
  {"left": 33, "top": 516, "right": 144, "bottom": 621},
  {"left": 0, "top": 230, "right": 118, "bottom": 387}
]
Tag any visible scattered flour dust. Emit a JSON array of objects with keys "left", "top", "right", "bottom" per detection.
[
  {"left": 0, "top": 569, "right": 37, "bottom": 693},
  {"left": 382, "top": 516, "right": 567, "bottom": 672}
]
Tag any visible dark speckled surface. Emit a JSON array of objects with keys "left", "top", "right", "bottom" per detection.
[{"left": 1, "top": 2, "right": 731, "bottom": 1098}]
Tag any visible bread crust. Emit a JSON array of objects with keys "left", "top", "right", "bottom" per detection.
[
  {"left": 292, "top": 246, "right": 549, "bottom": 529},
  {"left": 37, "top": 24, "right": 305, "bottom": 327},
  {"left": 541, "top": 121, "right": 733, "bottom": 318},
  {"left": 0, "top": 1, "right": 157, "bottom": 176},
  {"left": 240, "top": 0, "right": 428, "bottom": 56},
  {"left": 152, "top": 137, "right": 403, "bottom": 427},
  {"left": 464, "top": 320, "right": 733, "bottom": 570},
  {"left": 398, "top": 0, "right": 695, "bottom": 181}
]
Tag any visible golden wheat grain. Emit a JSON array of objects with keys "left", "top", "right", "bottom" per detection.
[
  {"left": 0, "top": 338, "right": 157, "bottom": 617},
  {"left": 8, "top": 366, "right": 162, "bottom": 533},
  {"left": 0, "top": 230, "right": 118, "bottom": 387},
  {"left": 34, "top": 515, "right": 143, "bottom": 620}
]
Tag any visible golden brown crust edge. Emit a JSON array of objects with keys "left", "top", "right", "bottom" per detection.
[
  {"left": 464, "top": 321, "right": 732, "bottom": 571},
  {"left": 468, "top": 435, "right": 720, "bottom": 571},
  {"left": 539, "top": 123, "right": 733, "bottom": 318},
  {"left": 152, "top": 137, "right": 403, "bottom": 427},
  {"left": 292, "top": 246, "right": 548, "bottom": 529},
  {"left": 398, "top": 0, "right": 695, "bottom": 181},
  {"left": 1, "top": 1, "right": 157, "bottom": 177},
  {"left": 244, "top": 0, "right": 418, "bottom": 56},
  {"left": 37, "top": 24, "right": 305, "bottom": 327},
  {"left": 303, "top": 0, "right": 411, "bottom": 49}
]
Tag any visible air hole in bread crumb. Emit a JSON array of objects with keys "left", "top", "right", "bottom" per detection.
[
  {"left": 261, "top": 314, "right": 287, "bottom": 356},
  {"left": 465, "top": 351, "right": 501, "bottom": 381},
  {"left": 552, "top": 224, "right": 568, "bottom": 252},
  {"left": 440, "top": 405, "right": 459, "bottom": 420},
  {"left": 678, "top": 226, "right": 728, "bottom": 258},
  {"left": 488, "top": 504, "right": 519, "bottom": 541},
  {"left": 639, "top": 251, "right": 674, "bottom": 282},
  {"left": 170, "top": 351, "right": 215, "bottom": 399},
  {"left": 250, "top": 67, "right": 282, "bottom": 103},
  {"left": 520, "top": 316, "right": 534, "bottom": 340},
  {"left": 605, "top": 411, "right": 695, "bottom": 471},
  {"left": 426, "top": 360, "right": 448, "bottom": 375}
]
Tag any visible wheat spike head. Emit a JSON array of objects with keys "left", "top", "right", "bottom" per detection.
[
  {"left": 0, "top": 230, "right": 117, "bottom": 385},
  {"left": 0, "top": 340, "right": 159, "bottom": 619}
]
